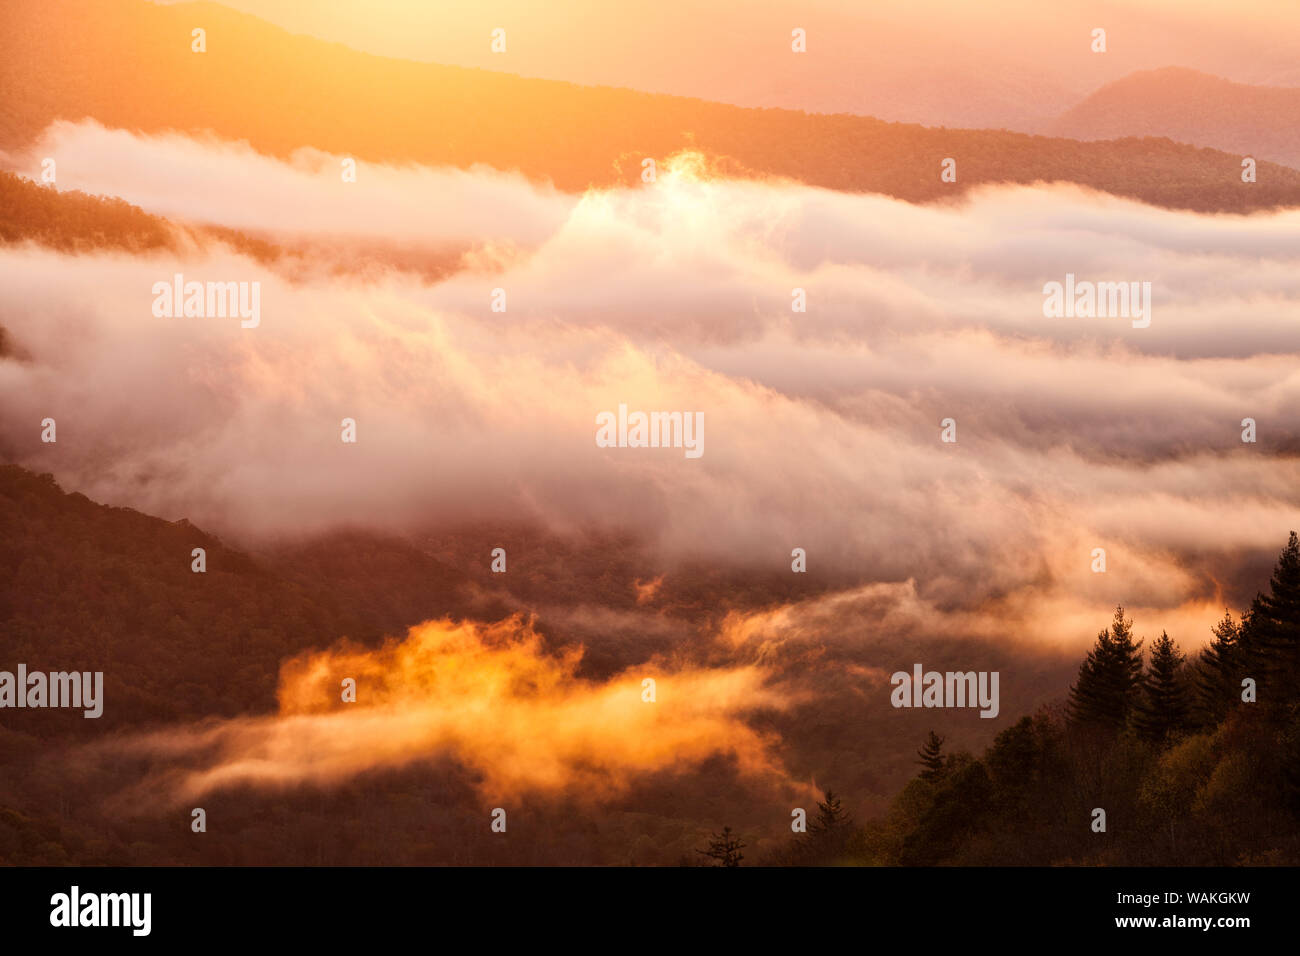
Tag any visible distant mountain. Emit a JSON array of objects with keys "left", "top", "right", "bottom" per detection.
[
  {"left": 225, "top": 0, "right": 1090, "bottom": 131},
  {"left": 1050, "top": 67, "right": 1300, "bottom": 170},
  {"left": 0, "top": 170, "right": 181, "bottom": 255},
  {"left": 3, "top": 1, "right": 1300, "bottom": 213},
  {"left": 199, "top": 0, "right": 1300, "bottom": 132}
]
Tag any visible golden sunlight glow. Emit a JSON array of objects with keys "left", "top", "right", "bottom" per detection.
[{"left": 116, "top": 616, "right": 791, "bottom": 804}]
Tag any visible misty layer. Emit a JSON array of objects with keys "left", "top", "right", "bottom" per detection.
[
  {"left": 87, "top": 615, "right": 790, "bottom": 805},
  {"left": 1, "top": 126, "right": 1297, "bottom": 654}
]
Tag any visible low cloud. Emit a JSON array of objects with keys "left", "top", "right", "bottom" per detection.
[
  {"left": 9, "top": 120, "right": 575, "bottom": 247},
  {"left": 2, "top": 122, "right": 1298, "bottom": 656},
  {"left": 88, "top": 615, "right": 790, "bottom": 806}
]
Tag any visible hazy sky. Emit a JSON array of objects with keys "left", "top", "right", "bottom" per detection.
[{"left": 154, "top": 0, "right": 1300, "bottom": 127}]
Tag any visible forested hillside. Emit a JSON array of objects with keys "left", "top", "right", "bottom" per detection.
[
  {"left": 0, "top": 170, "right": 466, "bottom": 279},
  {"left": 762, "top": 535, "right": 1300, "bottom": 866},
  {"left": 0, "top": 467, "right": 808, "bottom": 865},
  {"left": 4, "top": 466, "right": 1296, "bottom": 865},
  {"left": 0, "top": 171, "right": 180, "bottom": 254},
  {"left": 0, "top": 465, "right": 1076, "bottom": 866},
  {"left": 0, "top": 466, "right": 479, "bottom": 734}
]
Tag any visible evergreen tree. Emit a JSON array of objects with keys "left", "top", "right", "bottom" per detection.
[
  {"left": 1135, "top": 631, "right": 1190, "bottom": 744},
  {"left": 697, "top": 826, "right": 745, "bottom": 867},
  {"left": 811, "top": 790, "right": 852, "bottom": 833},
  {"left": 1242, "top": 532, "right": 1300, "bottom": 705},
  {"left": 899, "top": 759, "right": 994, "bottom": 866},
  {"left": 917, "top": 731, "right": 946, "bottom": 781},
  {"left": 1069, "top": 606, "right": 1145, "bottom": 731},
  {"left": 1194, "top": 611, "right": 1243, "bottom": 727}
]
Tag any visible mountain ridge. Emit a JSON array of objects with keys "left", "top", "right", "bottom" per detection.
[
  {"left": 2, "top": 0, "right": 1298, "bottom": 212},
  {"left": 1051, "top": 66, "right": 1300, "bottom": 169}
]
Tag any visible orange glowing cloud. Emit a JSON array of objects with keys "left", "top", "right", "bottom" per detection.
[
  {"left": 633, "top": 575, "right": 665, "bottom": 604},
  {"left": 101, "top": 615, "right": 791, "bottom": 805}
]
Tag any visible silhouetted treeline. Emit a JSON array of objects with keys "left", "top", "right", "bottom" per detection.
[{"left": 760, "top": 533, "right": 1300, "bottom": 865}]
